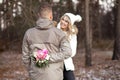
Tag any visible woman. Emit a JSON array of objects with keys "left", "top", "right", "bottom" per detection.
[{"left": 57, "top": 13, "right": 82, "bottom": 80}]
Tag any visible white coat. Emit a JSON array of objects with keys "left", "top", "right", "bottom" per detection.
[
  {"left": 57, "top": 23, "right": 77, "bottom": 71},
  {"left": 64, "top": 34, "right": 77, "bottom": 71}
]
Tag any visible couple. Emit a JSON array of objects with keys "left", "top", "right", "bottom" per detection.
[{"left": 22, "top": 2, "right": 82, "bottom": 80}]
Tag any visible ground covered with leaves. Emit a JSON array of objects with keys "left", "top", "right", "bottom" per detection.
[
  {"left": 0, "top": 49, "right": 119, "bottom": 80},
  {"left": 74, "top": 49, "right": 120, "bottom": 80}
]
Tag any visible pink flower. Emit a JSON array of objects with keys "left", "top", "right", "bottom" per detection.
[
  {"left": 42, "top": 49, "right": 48, "bottom": 54},
  {"left": 36, "top": 49, "right": 48, "bottom": 60}
]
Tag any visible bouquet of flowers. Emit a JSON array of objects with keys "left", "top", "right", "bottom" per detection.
[{"left": 32, "top": 49, "right": 50, "bottom": 68}]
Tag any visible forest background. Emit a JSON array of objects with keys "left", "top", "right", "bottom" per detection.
[
  {"left": 0, "top": 0, "right": 120, "bottom": 80},
  {"left": 0, "top": 0, "right": 116, "bottom": 54}
]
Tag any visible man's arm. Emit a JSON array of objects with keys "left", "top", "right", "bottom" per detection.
[
  {"left": 22, "top": 32, "right": 30, "bottom": 69},
  {"left": 49, "top": 35, "right": 72, "bottom": 62}
]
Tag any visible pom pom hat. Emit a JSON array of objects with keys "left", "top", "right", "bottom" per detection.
[{"left": 64, "top": 13, "right": 82, "bottom": 25}]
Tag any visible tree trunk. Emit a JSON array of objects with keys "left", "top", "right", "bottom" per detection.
[
  {"left": 97, "top": 0, "right": 102, "bottom": 40},
  {"left": 112, "top": 0, "right": 120, "bottom": 60},
  {"left": 66, "top": 0, "right": 74, "bottom": 12},
  {"left": 85, "top": 0, "right": 92, "bottom": 66}
]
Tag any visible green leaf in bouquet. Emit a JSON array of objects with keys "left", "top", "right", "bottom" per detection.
[
  {"left": 32, "top": 56, "right": 36, "bottom": 61},
  {"left": 35, "top": 60, "right": 49, "bottom": 68}
]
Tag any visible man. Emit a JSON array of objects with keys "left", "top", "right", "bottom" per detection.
[{"left": 22, "top": 2, "right": 72, "bottom": 80}]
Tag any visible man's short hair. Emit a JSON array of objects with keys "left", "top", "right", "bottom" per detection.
[{"left": 38, "top": 2, "right": 52, "bottom": 18}]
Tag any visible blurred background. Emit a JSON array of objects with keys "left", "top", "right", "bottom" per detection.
[{"left": 0, "top": 0, "right": 116, "bottom": 51}]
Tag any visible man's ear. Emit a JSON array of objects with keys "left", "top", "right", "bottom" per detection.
[
  {"left": 50, "top": 13, "right": 53, "bottom": 20},
  {"left": 50, "top": 16, "right": 53, "bottom": 20}
]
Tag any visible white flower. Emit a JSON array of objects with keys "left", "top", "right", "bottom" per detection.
[{"left": 45, "top": 54, "right": 50, "bottom": 60}]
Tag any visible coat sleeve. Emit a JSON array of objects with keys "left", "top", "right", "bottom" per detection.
[
  {"left": 70, "top": 34, "right": 77, "bottom": 57},
  {"left": 22, "top": 31, "right": 30, "bottom": 69},
  {"left": 49, "top": 35, "right": 72, "bottom": 63}
]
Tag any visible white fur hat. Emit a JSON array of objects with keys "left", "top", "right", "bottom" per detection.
[{"left": 64, "top": 13, "right": 82, "bottom": 25}]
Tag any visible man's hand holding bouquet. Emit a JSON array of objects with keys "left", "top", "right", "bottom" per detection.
[{"left": 32, "top": 49, "right": 50, "bottom": 68}]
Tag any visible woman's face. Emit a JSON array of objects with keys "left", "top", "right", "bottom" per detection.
[{"left": 60, "top": 16, "right": 69, "bottom": 30}]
